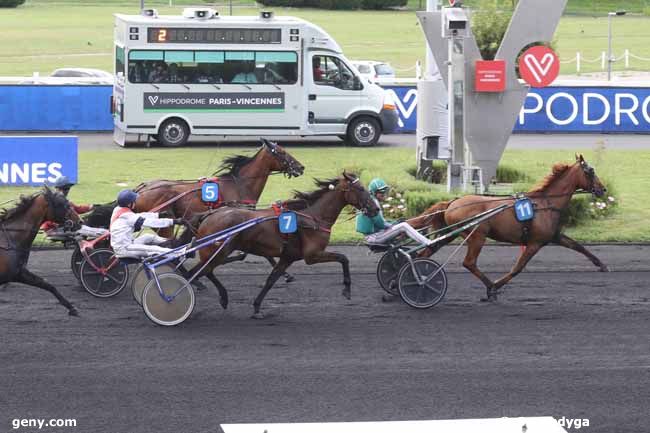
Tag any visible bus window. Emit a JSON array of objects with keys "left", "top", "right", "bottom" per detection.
[
  {"left": 256, "top": 51, "right": 297, "bottom": 84},
  {"left": 226, "top": 51, "right": 257, "bottom": 84},
  {"left": 313, "top": 55, "right": 358, "bottom": 91},
  {"left": 128, "top": 50, "right": 164, "bottom": 83},
  {"left": 115, "top": 46, "right": 125, "bottom": 76}
]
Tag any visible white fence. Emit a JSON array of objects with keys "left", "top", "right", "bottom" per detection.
[{"left": 561, "top": 50, "right": 650, "bottom": 73}]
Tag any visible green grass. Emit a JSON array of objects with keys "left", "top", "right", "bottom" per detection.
[
  {"left": 0, "top": 146, "right": 647, "bottom": 243},
  {"left": 1, "top": 1, "right": 648, "bottom": 76}
]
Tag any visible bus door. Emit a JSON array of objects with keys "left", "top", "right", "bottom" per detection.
[{"left": 307, "top": 53, "right": 362, "bottom": 134}]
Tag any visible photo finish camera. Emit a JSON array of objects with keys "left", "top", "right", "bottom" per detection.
[{"left": 442, "top": 6, "right": 469, "bottom": 38}]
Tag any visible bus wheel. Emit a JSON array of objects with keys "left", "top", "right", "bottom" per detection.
[
  {"left": 158, "top": 118, "right": 189, "bottom": 147},
  {"left": 347, "top": 116, "right": 380, "bottom": 147}
]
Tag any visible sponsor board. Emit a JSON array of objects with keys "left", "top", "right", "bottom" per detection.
[
  {"left": 0, "top": 136, "right": 77, "bottom": 186},
  {"left": 143, "top": 92, "right": 285, "bottom": 112}
]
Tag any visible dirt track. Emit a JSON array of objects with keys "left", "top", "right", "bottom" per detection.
[{"left": 1, "top": 245, "right": 648, "bottom": 433}]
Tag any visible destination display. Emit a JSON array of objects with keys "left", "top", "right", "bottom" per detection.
[{"left": 147, "top": 27, "right": 282, "bottom": 44}]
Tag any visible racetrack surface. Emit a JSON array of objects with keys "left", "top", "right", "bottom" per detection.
[{"left": 1, "top": 245, "right": 648, "bottom": 433}]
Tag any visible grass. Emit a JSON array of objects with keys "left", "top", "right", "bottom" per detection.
[
  {"left": 0, "top": 146, "right": 647, "bottom": 243},
  {"left": 2, "top": 1, "right": 649, "bottom": 76}
]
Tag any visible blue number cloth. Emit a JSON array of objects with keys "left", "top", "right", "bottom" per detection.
[{"left": 279, "top": 212, "right": 298, "bottom": 234}]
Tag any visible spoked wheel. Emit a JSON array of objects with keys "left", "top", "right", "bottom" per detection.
[
  {"left": 131, "top": 263, "right": 176, "bottom": 306},
  {"left": 142, "top": 273, "right": 195, "bottom": 326},
  {"left": 377, "top": 249, "right": 410, "bottom": 295},
  {"left": 397, "top": 258, "right": 448, "bottom": 309},
  {"left": 70, "top": 245, "right": 83, "bottom": 281},
  {"left": 79, "top": 249, "right": 129, "bottom": 298}
]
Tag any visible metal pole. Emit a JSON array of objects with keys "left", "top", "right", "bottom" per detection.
[
  {"left": 230, "top": 0, "right": 233, "bottom": 15},
  {"left": 607, "top": 12, "right": 613, "bottom": 81},
  {"left": 140, "top": 0, "right": 144, "bottom": 12}
]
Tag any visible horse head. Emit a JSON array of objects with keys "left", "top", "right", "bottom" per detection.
[
  {"left": 43, "top": 185, "right": 82, "bottom": 231},
  {"left": 575, "top": 154, "right": 607, "bottom": 197},
  {"left": 340, "top": 171, "right": 379, "bottom": 217},
  {"left": 261, "top": 138, "right": 305, "bottom": 178}
]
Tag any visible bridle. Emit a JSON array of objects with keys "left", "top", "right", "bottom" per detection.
[
  {"left": 580, "top": 161, "right": 600, "bottom": 195},
  {"left": 265, "top": 142, "right": 303, "bottom": 178},
  {"left": 340, "top": 177, "right": 377, "bottom": 216}
]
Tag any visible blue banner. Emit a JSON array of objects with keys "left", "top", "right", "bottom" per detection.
[
  {"left": 514, "top": 86, "right": 650, "bottom": 133},
  {"left": 0, "top": 85, "right": 113, "bottom": 131},
  {"left": 382, "top": 86, "right": 418, "bottom": 133},
  {"left": 0, "top": 136, "right": 78, "bottom": 186},
  {"left": 378, "top": 84, "right": 650, "bottom": 134}
]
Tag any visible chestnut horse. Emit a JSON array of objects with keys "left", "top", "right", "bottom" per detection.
[
  {"left": 410, "top": 155, "right": 608, "bottom": 302},
  {"left": 184, "top": 172, "right": 379, "bottom": 318},
  {"left": 0, "top": 187, "right": 82, "bottom": 315}
]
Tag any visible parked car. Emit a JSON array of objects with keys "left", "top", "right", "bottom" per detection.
[
  {"left": 351, "top": 61, "right": 396, "bottom": 83},
  {"left": 49, "top": 68, "right": 114, "bottom": 84}
]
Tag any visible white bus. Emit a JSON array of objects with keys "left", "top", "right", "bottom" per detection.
[{"left": 112, "top": 8, "right": 398, "bottom": 147}]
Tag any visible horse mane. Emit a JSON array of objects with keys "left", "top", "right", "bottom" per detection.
[
  {"left": 213, "top": 152, "right": 258, "bottom": 177},
  {"left": 292, "top": 178, "right": 340, "bottom": 206},
  {"left": 0, "top": 194, "right": 38, "bottom": 223},
  {"left": 529, "top": 163, "right": 573, "bottom": 192}
]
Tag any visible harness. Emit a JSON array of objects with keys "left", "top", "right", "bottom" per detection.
[
  {"left": 271, "top": 201, "right": 332, "bottom": 234},
  {"left": 198, "top": 177, "right": 223, "bottom": 210}
]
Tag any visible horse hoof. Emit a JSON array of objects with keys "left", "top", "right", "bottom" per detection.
[
  {"left": 599, "top": 265, "right": 610, "bottom": 272},
  {"left": 284, "top": 274, "right": 295, "bottom": 283},
  {"left": 381, "top": 294, "right": 397, "bottom": 303},
  {"left": 68, "top": 308, "right": 80, "bottom": 317},
  {"left": 219, "top": 299, "right": 228, "bottom": 310},
  {"left": 194, "top": 281, "right": 208, "bottom": 291},
  {"left": 480, "top": 294, "right": 498, "bottom": 303},
  {"left": 342, "top": 288, "right": 351, "bottom": 300},
  {"left": 251, "top": 312, "right": 265, "bottom": 320}
]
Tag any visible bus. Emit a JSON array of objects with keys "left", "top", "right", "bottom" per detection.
[{"left": 112, "top": 8, "right": 398, "bottom": 147}]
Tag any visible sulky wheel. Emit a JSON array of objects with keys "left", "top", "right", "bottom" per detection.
[
  {"left": 142, "top": 273, "right": 195, "bottom": 326},
  {"left": 131, "top": 263, "right": 176, "bottom": 306},
  {"left": 377, "top": 249, "right": 410, "bottom": 295},
  {"left": 70, "top": 245, "right": 83, "bottom": 281},
  {"left": 79, "top": 249, "right": 129, "bottom": 298},
  {"left": 397, "top": 258, "right": 448, "bottom": 309}
]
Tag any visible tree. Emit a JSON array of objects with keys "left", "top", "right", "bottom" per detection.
[
  {"left": 0, "top": 0, "right": 26, "bottom": 7},
  {"left": 471, "top": 0, "right": 512, "bottom": 60}
]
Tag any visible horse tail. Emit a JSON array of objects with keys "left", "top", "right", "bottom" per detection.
[
  {"left": 82, "top": 201, "right": 117, "bottom": 229},
  {"left": 409, "top": 200, "right": 451, "bottom": 232}
]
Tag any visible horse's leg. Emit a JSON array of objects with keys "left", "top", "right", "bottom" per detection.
[
  {"left": 553, "top": 233, "right": 609, "bottom": 272},
  {"left": 461, "top": 233, "right": 497, "bottom": 299},
  {"left": 15, "top": 268, "right": 78, "bottom": 316},
  {"left": 264, "top": 256, "right": 295, "bottom": 283},
  {"left": 490, "top": 243, "right": 543, "bottom": 298},
  {"left": 205, "top": 271, "right": 229, "bottom": 310},
  {"left": 176, "top": 263, "right": 208, "bottom": 291},
  {"left": 252, "top": 257, "right": 292, "bottom": 319},
  {"left": 304, "top": 251, "right": 352, "bottom": 300}
]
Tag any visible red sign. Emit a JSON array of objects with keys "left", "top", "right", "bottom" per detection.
[
  {"left": 518, "top": 45, "right": 560, "bottom": 88},
  {"left": 475, "top": 60, "right": 506, "bottom": 92}
]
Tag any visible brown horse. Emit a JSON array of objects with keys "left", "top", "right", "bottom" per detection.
[
  {"left": 0, "top": 187, "right": 82, "bottom": 315},
  {"left": 186, "top": 172, "right": 379, "bottom": 318},
  {"left": 133, "top": 139, "right": 305, "bottom": 226},
  {"left": 410, "top": 154, "right": 608, "bottom": 302}
]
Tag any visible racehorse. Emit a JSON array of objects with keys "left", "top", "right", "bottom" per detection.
[
  {"left": 0, "top": 187, "right": 82, "bottom": 315},
  {"left": 184, "top": 172, "right": 379, "bottom": 318},
  {"left": 132, "top": 139, "right": 305, "bottom": 231},
  {"left": 410, "top": 154, "right": 608, "bottom": 302}
]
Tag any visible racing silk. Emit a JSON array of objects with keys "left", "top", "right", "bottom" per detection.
[
  {"left": 40, "top": 202, "right": 93, "bottom": 231},
  {"left": 109, "top": 207, "right": 174, "bottom": 252},
  {"left": 355, "top": 197, "right": 390, "bottom": 235}
]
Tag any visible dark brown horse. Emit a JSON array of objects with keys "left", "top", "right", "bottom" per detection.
[
  {"left": 133, "top": 139, "right": 305, "bottom": 227},
  {"left": 0, "top": 187, "right": 82, "bottom": 315},
  {"left": 410, "top": 155, "right": 608, "bottom": 301},
  {"left": 186, "top": 172, "right": 379, "bottom": 318}
]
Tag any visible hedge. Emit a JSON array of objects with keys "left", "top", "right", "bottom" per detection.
[{"left": 0, "top": 0, "right": 26, "bottom": 7}]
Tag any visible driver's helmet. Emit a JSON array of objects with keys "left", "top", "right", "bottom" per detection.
[
  {"left": 53, "top": 175, "right": 74, "bottom": 189},
  {"left": 117, "top": 190, "right": 138, "bottom": 207},
  {"left": 368, "top": 178, "right": 389, "bottom": 195}
]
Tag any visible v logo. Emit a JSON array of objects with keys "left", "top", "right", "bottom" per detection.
[
  {"left": 148, "top": 95, "right": 159, "bottom": 105},
  {"left": 523, "top": 53, "right": 555, "bottom": 84},
  {"left": 388, "top": 89, "right": 418, "bottom": 128}
]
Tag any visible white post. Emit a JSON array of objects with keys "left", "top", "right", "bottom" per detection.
[
  {"left": 625, "top": 49, "right": 629, "bottom": 68},
  {"left": 425, "top": 0, "right": 442, "bottom": 79},
  {"left": 416, "top": 60, "right": 422, "bottom": 80},
  {"left": 607, "top": 12, "right": 613, "bottom": 80},
  {"left": 601, "top": 51, "right": 606, "bottom": 70},
  {"left": 576, "top": 52, "right": 581, "bottom": 74}
]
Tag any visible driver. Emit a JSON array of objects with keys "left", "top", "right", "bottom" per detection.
[
  {"left": 110, "top": 189, "right": 185, "bottom": 259},
  {"left": 356, "top": 178, "right": 431, "bottom": 246},
  {"left": 41, "top": 176, "right": 101, "bottom": 238}
]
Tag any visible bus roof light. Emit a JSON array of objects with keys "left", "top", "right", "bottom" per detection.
[
  {"left": 260, "top": 11, "right": 274, "bottom": 20},
  {"left": 141, "top": 9, "right": 158, "bottom": 18}
]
